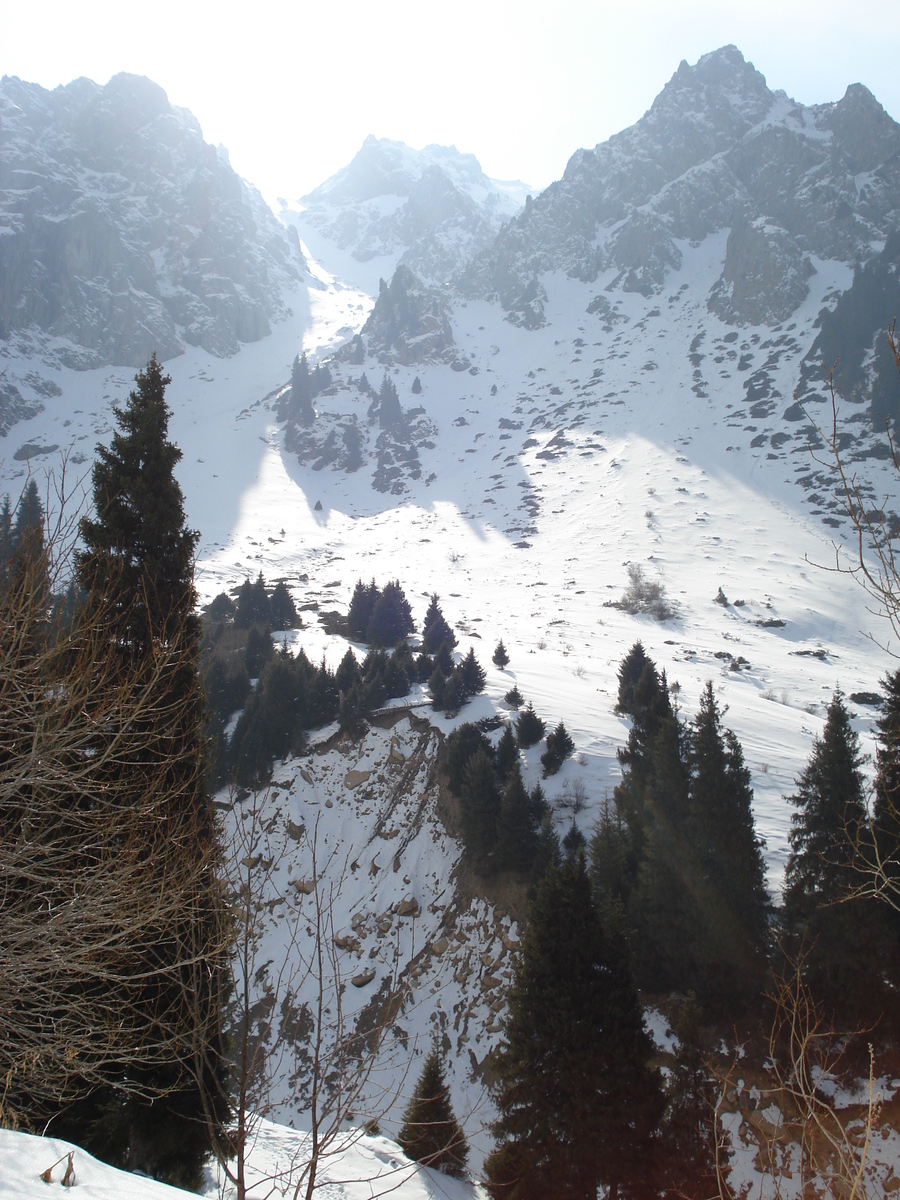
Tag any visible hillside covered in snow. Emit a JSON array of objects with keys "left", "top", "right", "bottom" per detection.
[{"left": 3, "top": 44, "right": 900, "bottom": 1193}]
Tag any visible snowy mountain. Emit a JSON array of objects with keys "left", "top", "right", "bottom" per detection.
[
  {"left": 0, "top": 72, "right": 306, "bottom": 415},
  {"left": 466, "top": 45, "right": 900, "bottom": 327},
  {"left": 2, "top": 46, "right": 900, "bottom": 1188},
  {"left": 279, "top": 136, "right": 529, "bottom": 294}
]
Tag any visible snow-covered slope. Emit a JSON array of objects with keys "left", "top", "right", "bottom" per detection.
[
  {"left": 2, "top": 45, "right": 900, "bottom": 1186},
  {"left": 0, "top": 1124, "right": 481, "bottom": 1200}
]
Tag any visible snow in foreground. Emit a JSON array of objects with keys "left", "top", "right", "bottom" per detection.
[{"left": 0, "top": 1121, "right": 483, "bottom": 1200}]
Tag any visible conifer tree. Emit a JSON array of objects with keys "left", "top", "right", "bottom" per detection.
[
  {"left": 269, "top": 580, "right": 298, "bottom": 629},
  {"left": 784, "top": 690, "right": 865, "bottom": 910},
  {"left": 615, "top": 640, "right": 651, "bottom": 715},
  {"left": 589, "top": 797, "right": 632, "bottom": 927},
  {"left": 398, "top": 1047, "right": 468, "bottom": 1177},
  {"left": 540, "top": 721, "right": 575, "bottom": 777},
  {"left": 291, "top": 352, "right": 314, "bottom": 426},
  {"left": 347, "top": 578, "right": 378, "bottom": 640},
  {"left": 496, "top": 763, "right": 539, "bottom": 875},
  {"left": 486, "top": 854, "right": 663, "bottom": 1199},
  {"left": 504, "top": 685, "right": 523, "bottom": 709},
  {"left": 367, "top": 579, "right": 414, "bottom": 646},
  {"left": 458, "top": 646, "right": 486, "bottom": 697},
  {"left": 783, "top": 691, "right": 881, "bottom": 1011},
  {"left": 445, "top": 723, "right": 494, "bottom": 794},
  {"left": 235, "top": 572, "right": 270, "bottom": 628},
  {"left": 335, "top": 646, "right": 361, "bottom": 694},
  {"left": 492, "top": 639, "right": 510, "bottom": 668},
  {"left": 411, "top": 375, "right": 422, "bottom": 394},
  {"left": 71, "top": 355, "right": 227, "bottom": 1184},
  {"left": 78, "top": 356, "right": 199, "bottom": 648},
  {"left": 459, "top": 747, "right": 501, "bottom": 871},
  {"left": 872, "top": 668, "right": 900, "bottom": 913},
  {"left": 12, "top": 479, "right": 44, "bottom": 555},
  {"left": 685, "top": 684, "right": 769, "bottom": 1009},
  {"left": 495, "top": 723, "right": 518, "bottom": 779},
  {"left": 421, "top": 593, "right": 456, "bottom": 653},
  {"left": 0, "top": 494, "right": 12, "bottom": 577},
  {"left": 515, "top": 703, "right": 545, "bottom": 749},
  {"left": 378, "top": 372, "right": 402, "bottom": 430}
]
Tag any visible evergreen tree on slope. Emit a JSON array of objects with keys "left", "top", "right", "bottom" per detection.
[
  {"left": 70, "top": 355, "right": 228, "bottom": 1186},
  {"left": 686, "top": 683, "right": 769, "bottom": 1008},
  {"left": 783, "top": 690, "right": 882, "bottom": 1012},
  {"left": 422, "top": 593, "right": 456, "bottom": 653},
  {"left": 486, "top": 853, "right": 662, "bottom": 1200},
  {"left": 78, "top": 356, "right": 198, "bottom": 648},
  {"left": 398, "top": 1047, "right": 468, "bottom": 1177},
  {"left": 873, "top": 667, "right": 900, "bottom": 919}
]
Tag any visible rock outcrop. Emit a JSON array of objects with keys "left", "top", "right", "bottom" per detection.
[{"left": 0, "top": 72, "right": 305, "bottom": 370}]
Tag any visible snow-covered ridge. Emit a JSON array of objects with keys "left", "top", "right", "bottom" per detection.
[{"left": 280, "top": 137, "right": 530, "bottom": 293}]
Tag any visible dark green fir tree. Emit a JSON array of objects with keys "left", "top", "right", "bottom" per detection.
[
  {"left": 348, "top": 578, "right": 379, "bottom": 640},
  {"left": 422, "top": 593, "right": 456, "bottom": 653},
  {"left": 367, "top": 580, "right": 414, "bottom": 646},
  {"left": 398, "top": 1047, "right": 468, "bottom": 1177},
  {"left": 783, "top": 690, "right": 883, "bottom": 1014},
  {"left": 378, "top": 372, "right": 402, "bottom": 430},
  {"left": 492, "top": 639, "right": 510, "bottom": 668},
  {"left": 515, "top": 703, "right": 545, "bottom": 749},
  {"left": 540, "top": 720, "right": 575, "bottom": 777},
  {"left": 486, "top": 854, "right": 663, "bottom": 1200},
  {"left": 496, "top": 763, "right": 539, "bottom": 875},
  {"left": 67, "top": 355, "right": 229, "bottom": 1187}
]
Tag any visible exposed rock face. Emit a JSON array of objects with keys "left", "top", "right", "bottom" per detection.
[
  {"left": 708, "top": 213, "right": 814, "bottom": 326},
  {"left": 796, "top": 231, "right": 900, "bottom": 428},
  {"left": 361, "top": 264, "right": 454, "bottom": 363},
  {"left": 0, "top": 73, "right": 305, "bottom": 369},
  {"left": 466, "top": 46, "right": 900, "bottom": 324},
  {"left": 285, "top": 136, "right": 529, "bottom": 286}
]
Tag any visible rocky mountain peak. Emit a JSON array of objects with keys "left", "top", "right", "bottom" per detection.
[
  {"left": 287, "top": 137, "right": 528, "bottom": 287},
  {"left": 470, "top": 46, "right": 900, "bottom": 327},
  {"left": 0, "top": 71, "right": 305, "bottom": 407}
]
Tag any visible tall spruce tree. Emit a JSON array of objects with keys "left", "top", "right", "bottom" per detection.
[
  {"left": 378, "top": 373, "right": 402, "bottom": 430},
  {"left": 397, "top": 1047, "right": 468, "bottom": 1177},
  {"left": 459, "top": 747, "right": 501, "bottom": 871},
  {"left": 78, "top": 356, "right": 199, "bottom": 646},
  {"left": 290, "top": 352, "right": 314, "bottom": 426},
  {"left": 496, "top": 763, "right": 540, "bottom": 875},
  {"left": 486, "top": 854, "right": 663, "bottom": 1199},
  {"left": 367, "top": 579, "right": 414, "bottom": 646},
  {"left": 685, "top": 683, "right": 769, "bottom": 1009},
  {"left": 69, "top": 355, "right": 228, "bottom": 1185},
  {"left": 783, "top": 690, "right": 882, "bottom": 1012}
]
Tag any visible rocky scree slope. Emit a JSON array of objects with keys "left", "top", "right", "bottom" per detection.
[{"left": 0, "top": 73, "right": 305, "bottom": 380}]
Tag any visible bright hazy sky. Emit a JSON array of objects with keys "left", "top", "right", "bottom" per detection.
[{"left": 4, "top": 1, "right": 899, "bottom": 204}]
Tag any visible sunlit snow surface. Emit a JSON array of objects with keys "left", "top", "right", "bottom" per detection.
[
  {"left": 3, "top": 228, "right": 900, "bottom": 1183},
  {"left": 0, "top": 1125, "right": 483, "bottom": 1200},
  {"left": 1, "top": 233, "right": 895, "bottom": 896}
]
